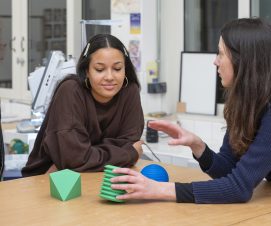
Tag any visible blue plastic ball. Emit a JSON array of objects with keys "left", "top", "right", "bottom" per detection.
[{"left": 141, "top": 164, "right": 169, "bottom": 182}]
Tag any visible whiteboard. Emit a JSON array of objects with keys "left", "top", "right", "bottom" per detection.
[{"left": 180, "top": 52, "right": 217, "bottom": 115}]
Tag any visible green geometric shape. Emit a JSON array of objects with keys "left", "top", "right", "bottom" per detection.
[
  {"left": 99, "top": 194, "right": 124, "bottom": 203},
  {"left": 104, "top": 173, "right": 117, "bottom": 179},
  {"left": 50, "top": 177, "right": 63, "bottom": 200},
  {"left": 101, "top": 189, "right": 120, "bottom": 197},
  {"left": 104, "top": 165, "right": 120, "bottom": 171},
  {"left": 104, "top": 169, "right": 123, "bottom": 176},
  {"left": 103, "top": 177, "right": 112, "bottom": 183},
  {"left": 49, "top": 169, "right": 81, "bottom": 201},
  {"left": 101, "top": 185, "right": 126, "bottom": 194},
  {"left": 99, "top": 165, "right": 127, "bottom": 203}
]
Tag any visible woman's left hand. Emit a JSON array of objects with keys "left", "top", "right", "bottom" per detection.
[{"left": 110, "top": 168, "right": 176, "bottom": 201}]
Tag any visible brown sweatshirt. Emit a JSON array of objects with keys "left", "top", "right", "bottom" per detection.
[{"left": 22, "top": 76, "right": 144, "bottom": 177}]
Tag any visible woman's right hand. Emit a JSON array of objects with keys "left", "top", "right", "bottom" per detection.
[
  {"left": 148, "top": 120, "right": 206, "bottom": 158},
  {"left": 110, "top": 167, "right": 176, "bottom": 201}
]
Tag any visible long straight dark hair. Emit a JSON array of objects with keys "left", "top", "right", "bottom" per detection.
[
  {"left": 222, "top": 18, "right": 271, "bottom": 157},
  {"left": 76, "top": 34, "right": 140, "bottom": 89}
]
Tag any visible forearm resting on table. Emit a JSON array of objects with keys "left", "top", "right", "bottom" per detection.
[{"left": 156, "top": 182, "right": 176, "bottom": 201}]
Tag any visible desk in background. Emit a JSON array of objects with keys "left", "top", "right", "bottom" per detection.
[
  {"left": 2, "top": 113, "right": 227, "bottom": 174},
  {"left": 0, "top": 160, "right": 271, "bottom": 226}
]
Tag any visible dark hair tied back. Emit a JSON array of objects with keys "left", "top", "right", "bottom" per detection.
[{"left": 76, "top": 34, "right": 140, "bottom": 89}]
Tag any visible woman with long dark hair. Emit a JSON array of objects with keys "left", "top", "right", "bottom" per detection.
[
  {"left": 22, "top": 34, "right": 144, "bottom": 177},
  {"left": 111, "top": 18, "right": 271, "bottom": 204}
]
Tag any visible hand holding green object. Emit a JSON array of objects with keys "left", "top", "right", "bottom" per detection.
[{"left": 99, "top": 165, "right": 127, "bottom": 203}]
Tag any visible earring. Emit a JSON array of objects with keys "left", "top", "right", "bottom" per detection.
[
  {"left": 85, "top": 78, "right": 90, "bottom": 89},
  {"left": 123, "top": 76, "right": 128, "bottom": 88}
]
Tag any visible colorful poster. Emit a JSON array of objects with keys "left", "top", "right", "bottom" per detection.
[
  {"left": 128, "top": 40, "right": 140, "bottom": 57},
  {"left": 131, "top": 57, "right": 141, "bottom": 72},
  {"left": 146, "top": 61, "right": 158, "bottom": 83},
  {"left": 130, "top": 13, "right": 141, "bottom": 34},
  {"left": 112, "top": 0, "right": 140, "bottom": 13},
  {"left": 129, "top": 40, "right": 141, "bottom": 72}
]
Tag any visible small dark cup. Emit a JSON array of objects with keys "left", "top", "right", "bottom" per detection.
[{"left": 146, "top": 120, "right": 158, "bottom": 143}]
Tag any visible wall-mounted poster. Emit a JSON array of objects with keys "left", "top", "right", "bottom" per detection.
[
  {"left": 131, "top": 57, "right": 141, "bottom": 72},
  {"left": 130, "top": 13, "right": 141, "bottom": 34},
  {"left": 129, "top": 40, "right": 141, "bottom": 72},
  {"left": 112, "top": 0, "right": 140, "bottom": 13},
  {"left": 128, "top": 40, "right": 140, "bottom": 57},
  {"left": 180, "top": 52, "right": 217, "bottom": 115}
]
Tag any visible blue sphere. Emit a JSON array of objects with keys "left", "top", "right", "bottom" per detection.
[{"left": 141, "top": 164, "right": 169, "bottom": 182}]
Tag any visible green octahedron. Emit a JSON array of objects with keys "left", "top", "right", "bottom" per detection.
[{"left": 49, "top": 169, "right": 81, "bottom": 201}]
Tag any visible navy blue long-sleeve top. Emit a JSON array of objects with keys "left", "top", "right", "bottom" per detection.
[{"left": 175, "top": 105, "right": 271, "bottom": 204}]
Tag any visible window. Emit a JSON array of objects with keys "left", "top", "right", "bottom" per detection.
[
  {"left": 82, "top": 0, "right": 111, "bottom": 40},
  {"left": 184, "top": 0, "right": 238, "bottom": 104},
  {"left": 0, "top": 0, "right": 75, "bottom": 102},
  {"left": 28, "top": 0, "right": 67, "bottom": 74},
  {"left": 251, "top": 0, "right": 271, "bottom": 22},
  {"left": 0, "top": 0, "right": 12, "bottom": 90}
]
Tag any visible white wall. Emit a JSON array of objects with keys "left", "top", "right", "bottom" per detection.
[
  {"left": 160, "top": 0, "right": 183, "bottom": 114},
  {"left": 110, "top": 0, "right": 184, "bottom": 115},
  {"left": 67, "top": 0, "right": 82, "bottom": 61},
  {"left": 238, "top": 0, "right": 250, "bottom": 18},
  {"left": 111, "top": 0, "right": 164, "bottom": 114}
]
